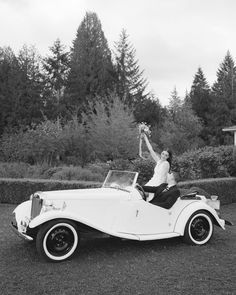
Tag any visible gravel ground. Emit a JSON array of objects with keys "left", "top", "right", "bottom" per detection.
[{"left": 0, "top": 203, "right": 235, "bottom": 295}]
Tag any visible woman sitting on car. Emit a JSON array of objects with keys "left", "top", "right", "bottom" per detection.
[{"left": 139, "top": 133, "right": 172, "bottom": 201}]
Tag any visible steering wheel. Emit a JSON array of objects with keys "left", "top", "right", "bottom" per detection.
[{"left": 135, "top": 184, "right": 147, "bottom": 201}]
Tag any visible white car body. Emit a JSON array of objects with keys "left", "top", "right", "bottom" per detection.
[{"left": 11, "top": 170, "right": 229, "bottom": 262}]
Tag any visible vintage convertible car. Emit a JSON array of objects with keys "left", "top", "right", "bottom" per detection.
[{"left": 11, "top": 170, "right": 231, "bottom": 262}]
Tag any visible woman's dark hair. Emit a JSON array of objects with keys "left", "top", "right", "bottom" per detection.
[{"left": 165, "top": 148, "right": 173, "bottom": 171}]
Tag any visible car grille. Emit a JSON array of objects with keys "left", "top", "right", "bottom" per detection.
[{"left": 31, "top": 195, "right": 43, "bottom": 219}]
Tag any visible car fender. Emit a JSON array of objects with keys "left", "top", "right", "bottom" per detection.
[
  {"left": 28, "top": 208, "right": 140, "bottom": 240},
  {"left": 29, "top": 209, "right": 98, "bottom": 230},
  {"left": 174, "top": 201, "right": 225, "bottom": 235}
]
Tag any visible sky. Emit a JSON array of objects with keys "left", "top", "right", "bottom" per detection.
[{"left": 1, "top": 0, "right": 236, "bottom": 106}]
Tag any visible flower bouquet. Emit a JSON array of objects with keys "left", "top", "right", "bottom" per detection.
[{"left": 138, "top": 122, "right": 151, "bottom": 137}]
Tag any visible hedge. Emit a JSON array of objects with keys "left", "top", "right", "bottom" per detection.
[
  {"left": 1, "top": 177, "right": 236, "bottom": 205},
  {"left": 178, "top": 177, "right": 236, "bottom": 205},
  {"left": 0, "top": 178, "right": 101, "bottom": 204}
]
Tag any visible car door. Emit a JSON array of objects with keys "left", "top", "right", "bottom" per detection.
[{"left": 114, "top": 199, "right": 173, "bottom": 235}]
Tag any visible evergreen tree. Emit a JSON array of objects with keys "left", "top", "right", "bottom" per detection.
[
  {"left": 43, "top": 38, "right": 70, "bottom": 118},
  {"left": 0, "top": 45, "right": 45, "bottom": 134},
  {"left": 0, "top": 47, "right": 22, "bottom": 135},
  {"left": 188, "top": 67, "right": 212, "bottom": 143},
  {"left": 133, "top": 93, "right": 164, "bottom": 127},
  {"left": 167, "top": 87, "right": 182, "bottom": 119},
  {"left": 17, "top": 45, "right": 45, "bottom": 127},
  {"left": 113, "top": 29, "right": 148, "bottom": 105},
  {"left": 209, "top": 51, "right": 236, "bottom": 145},
  {"left": 189, "top": 67, "right": 211, "bottom": 123},
  {"left": 65, "top": 12, "right": 115, "bottom": 114}
]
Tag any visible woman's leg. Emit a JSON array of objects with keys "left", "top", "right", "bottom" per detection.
[
  {"left": 143, "top": 183, "right": 167, "bottom": 194},
  {"left": 143, "top": 183, "right": 168, "bottom": 202}
]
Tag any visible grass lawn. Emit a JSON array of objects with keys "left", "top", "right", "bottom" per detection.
[{"left": 0, "top": 203, "right": 235, "bottom": 295}]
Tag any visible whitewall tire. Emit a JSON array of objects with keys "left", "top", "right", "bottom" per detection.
[
  {"left": 36, "top": 219, "right": 79, "bottom": 262},
  {"left": 183, "top": 211, "right": 214, "bottom": 245}
]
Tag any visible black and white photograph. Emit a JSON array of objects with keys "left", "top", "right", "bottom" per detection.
[{"left": 0, "top": 0, "right": 235, "bottom": 294}]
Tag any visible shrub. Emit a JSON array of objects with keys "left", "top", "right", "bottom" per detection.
[
  {"left": 0, "top": 162, "right": 57, "bottom": 179},
  {"left": 172, "top": 150, "right": 202, "bottom": 180},
  {"left": 51, "top": 166, "right": 104, "bottom": 182},
  {"left": 0, "top": 131, "right": 26, "bottom": 162},
  {"left": 159, "top": 96, "right": 203, "bottom": 155},
  {"left": 108, "top": 159, "right": 133, "bottom": 171},
  {"left": 0, "top": 162, "right": 106, "bottom": 182},
  {"left": 86, "top": 162, "right": 110, "bottom": 177},
  {"left": 60, "top": 118, "right": 92, "bottom": 167},
  {"left": 175, "top": 145, "right": 234, "bottom": 180},
  {"left": 0, "top": 119, "right": 92, "bottom": 166},
  {"left": 0, "top": 121, "right": 64, "bottom": 165},
  {"left": 228, "top": 146, "right": 236, "bottom": 176},
  {"left": 85, "top": 97, "right": 139, "bottom": 161},
  {"left": 132, "top": 157, "right": 155, "bottom": 185},
  {"left": 0, "top": 162, "right": 32, "bottom": 178},
  {"left": 38, "top": 166, "right": 63, "bottom": 179}
]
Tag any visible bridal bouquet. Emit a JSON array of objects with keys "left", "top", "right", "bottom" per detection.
[{"left": 138, "top": 122, "right": 151, "bottom": 137}]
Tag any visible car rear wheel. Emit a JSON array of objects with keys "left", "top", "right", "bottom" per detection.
[
  {"left": 183, "top": 211, "right": 214, "bottom": 245},
  {"left": 36, "top": 219, "right": 79, "bottom": 262}
]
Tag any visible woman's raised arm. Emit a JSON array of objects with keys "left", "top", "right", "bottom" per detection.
[{"left": 143, "top": 134, "right": 160, "bottom": 162}]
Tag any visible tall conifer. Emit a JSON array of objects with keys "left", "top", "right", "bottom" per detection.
[
  {"left": 209, "top": 51, "right": 236, "bottom": 144},
  {"left": 43, "top": 39, "right": 70, "bottom": 118},
  {"left": 66, "top": 12, "right": 115, "bottom": 114},
  {"left": 17, "top": 45, "right": 44, "bottom": 126},
  {"left": 0, "top": 47, "right": 22, "bottom": 134},
  {"left": 114, "top": 29, "right": 148, "bottom": 105},
  {"left": 189, "top": 67, "right": 211, "bottom": 123},
  {"left": 188, "top": 67, "right": 212, "bottom": 143}
]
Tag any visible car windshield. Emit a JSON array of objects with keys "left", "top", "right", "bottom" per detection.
[{"left": 102, "top": 170, "right": 138, "bottom": 191}]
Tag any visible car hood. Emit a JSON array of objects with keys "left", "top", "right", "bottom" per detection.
[{"left": 36, "top": 187, "right": 130, "bottom": 201}]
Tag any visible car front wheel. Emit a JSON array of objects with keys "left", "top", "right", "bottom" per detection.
[
  {"left": 183, "top": 211, "right": 214, "bottom": 245},
  {"left": 36, "top": 219, "right": 79, "bottom": 262}
]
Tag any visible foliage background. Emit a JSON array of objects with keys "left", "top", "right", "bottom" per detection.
[{"left": 1, "top": 12, "right": 236, "bottom": 186}]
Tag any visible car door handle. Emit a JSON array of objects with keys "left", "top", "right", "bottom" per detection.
[{"left": 136, "top": 210, "right": 139, "bottom": 217}]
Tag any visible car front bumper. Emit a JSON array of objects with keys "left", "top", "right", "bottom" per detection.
[{"left": 11, "top": 213, "right": 33, "bottom": 241}]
